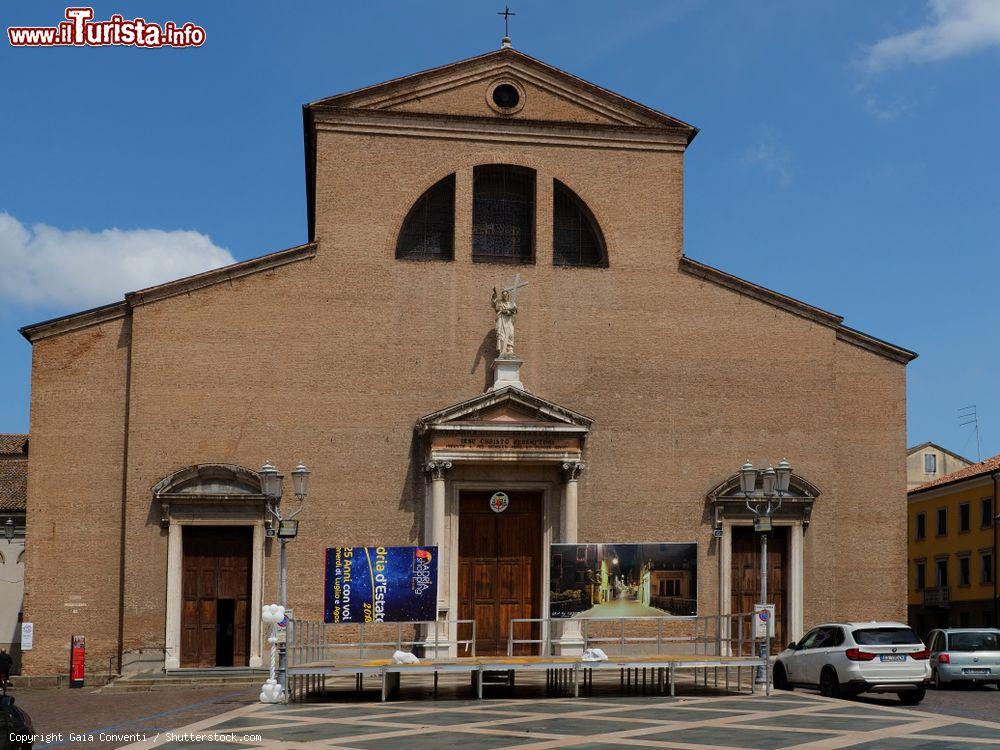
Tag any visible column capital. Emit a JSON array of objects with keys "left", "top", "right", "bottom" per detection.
[
  {"left": 561, "top": 461, "right": 584, "bottom": 481},
  {"left": 425, "top": 459, "right": 452, "bottom": 481}
]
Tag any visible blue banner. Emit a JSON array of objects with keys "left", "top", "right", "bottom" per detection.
[{"left": 324, "top": 546, "right": 438, "bottom": 624}]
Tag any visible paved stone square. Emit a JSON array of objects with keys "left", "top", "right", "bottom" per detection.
[{"left": 116, "top": 691, "right": 1000, "bottom": 750}]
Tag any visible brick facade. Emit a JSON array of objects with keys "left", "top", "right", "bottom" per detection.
[{"left": 20, "top": 48, "right": 914, "bottom": 678}]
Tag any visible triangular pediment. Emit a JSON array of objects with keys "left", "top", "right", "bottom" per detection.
[
  {"left": 308, "top": 48, "right": 696, "bottom": 135},
  {"left": 418, "top": 386, "right": 592, "bottom": 430}
]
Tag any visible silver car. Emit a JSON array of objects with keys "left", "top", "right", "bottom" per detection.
[{"left": 927, "top": 628, "right": 1000, "bottom": 687}]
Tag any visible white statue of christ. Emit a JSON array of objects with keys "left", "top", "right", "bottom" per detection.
[{"left": 491, "top": 287, "right": 517, "bottom": 357}]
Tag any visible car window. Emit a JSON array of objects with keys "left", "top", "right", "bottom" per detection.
[
  {"left": 928, "top": 632, "right": 940, "bottom": 651},
  {"left": 852, "top": 627, "right": 921, "bottom": 645},
  {"left": 824, "top": 626, "right": 845, "bottom": 647},
  {"left": 947, "top": 632, "right": 1000, "bottom": 652},
  {"left": 797, "top": 629, "right": 821, "bottom": 649}
]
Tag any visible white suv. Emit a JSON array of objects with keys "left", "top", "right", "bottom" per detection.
[{"left": 773, "top": 622, "right": 931, "bottom": 704}]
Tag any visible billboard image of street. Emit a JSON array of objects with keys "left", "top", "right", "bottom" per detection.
[
  {"left": 324, "top": 545, "right": 438, "bottom": 624},
  {"left": 549, "top": 543, "right": 697, "bottom": 619}
]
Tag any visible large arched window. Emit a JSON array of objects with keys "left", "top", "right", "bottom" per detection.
[
  {"left": 395, "top": 174, "right": 455, "bottom": 261},
  {"left": 553, "top": 180, "right": 607, "bottom": 267},
  {"left": 473, "top": 164, "right": 535, "bottom": 264}
]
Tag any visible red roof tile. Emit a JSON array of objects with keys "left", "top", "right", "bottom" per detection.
[
  {"left": 0, "top": 434, "right": 28, "bottom": 512},
  {"left": 909, "top": 452, "right": 1000, "bottom": 494},
  {"left": 0, "top": 435, "right": 28, "bottom": 455}
]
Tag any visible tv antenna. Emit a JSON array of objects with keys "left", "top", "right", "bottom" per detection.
[{"left": 957, "top": 405, "right": 982, "bottom": 462}]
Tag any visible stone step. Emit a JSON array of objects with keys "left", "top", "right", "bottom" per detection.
[{"left": 103, "top": 670, "right": 267, "bottom": 691}]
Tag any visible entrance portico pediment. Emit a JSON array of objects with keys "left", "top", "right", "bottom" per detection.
[{"left": 418, "top": 386, "right": 592, "bottom": 464}]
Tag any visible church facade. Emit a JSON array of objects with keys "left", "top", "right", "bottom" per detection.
[{"left": 20, "top": 47, "right": 915, "bottom": 679}]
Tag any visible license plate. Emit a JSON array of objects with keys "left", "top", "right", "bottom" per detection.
[
  {"left": 962, "top": 668, "right": 989, "bottom": 675},
  {"left": 879, "top": 654, "right": 906, "bottom": 662}
]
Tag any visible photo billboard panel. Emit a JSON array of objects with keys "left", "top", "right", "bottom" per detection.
[{"left": 549, "top": 542, "right": 697, "bottom": 619}]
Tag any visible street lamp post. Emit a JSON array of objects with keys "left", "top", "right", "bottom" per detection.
[
  {"left": 740, "top": 458, "right": 791, "bottom": 686},
  {"left": 3, "top": 518, "right": 14, "bottom": 541},
  {"left": 260, "top": 461, "right": 310, "bottom": 699}
]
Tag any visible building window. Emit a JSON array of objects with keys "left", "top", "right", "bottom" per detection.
[
  {"left": 936, "top": 508, "right": 947, "bottom": 536},
  {"left": 915, "top": 513, "right": 926, "bottom": 541},
  {"left": 395, "top": 174, "right": 455, "bottom": 261},
  {"left": 960, "top": 503, "right": 971, "bottom": 533},
  {"left": 983, "top": 497, "right": 994, "bottom": 528},
  {"left": 924, "top": 453, "right": 936, "bottom": 474},
  {"left": 915, "top": 562, "right": 926, "bottom": 590},
  {"left": 472, "top": 164, "right": 535, "bottom": 264},
  {"left": 553, "top": 180, "right": 608, "bottom": 267},
  {"left": 659, "top": 579, "right": 681, "bottom": 597},
  {"left": 936, "top": 559, "right": 948, "bottom": 587},
  {"left": 959, "top": 556, "right": 971, "bottom": 586},
  {"left": 983, "top": 551, "right": 994, "bottom": 585}
]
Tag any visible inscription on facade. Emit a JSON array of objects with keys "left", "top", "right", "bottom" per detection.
[{"left": 432, "top": 432, "right": 580, "bottom": 453}]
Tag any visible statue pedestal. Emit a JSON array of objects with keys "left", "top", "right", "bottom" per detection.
[{"left": 491, "top": 356, "right": 523, "bottom": 390}]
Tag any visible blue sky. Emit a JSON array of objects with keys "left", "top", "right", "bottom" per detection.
[{"left": 2, "top": 0, "right": 999, "bottom": 461}]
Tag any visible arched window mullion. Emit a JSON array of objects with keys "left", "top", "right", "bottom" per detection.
[{"left": 472, "top": 164, "right": 536, "bottom": 264}]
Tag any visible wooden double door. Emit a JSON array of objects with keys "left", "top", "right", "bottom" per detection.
[
  {"left": 458, "top": 491, "right": 542, "bottom": 655},
  {"left": 731, "top": 526, "right": 789, "bottom": 653},
  {"left": 181, "top": 526, "right": 252, "bottom": 668}
]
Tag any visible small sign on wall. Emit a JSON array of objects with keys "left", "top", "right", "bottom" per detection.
[
  {"left": 69, "top": 635, "right": 86, "bottom": 688},
  {"left": 20, "top": 622, "right": 33, "bottom": 651}
]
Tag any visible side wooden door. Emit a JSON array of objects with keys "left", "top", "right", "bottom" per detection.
[
  {"left": 180, "top": 527, "right": 252, "bottom": 668},
  {"left": 730, "top": 526, "right": 788, "bottom": 654}
]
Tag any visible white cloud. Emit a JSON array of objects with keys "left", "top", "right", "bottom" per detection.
[
  {"left": 864, "top": 0, "right": 1000, "bottom": 72},
  {"left": 863, "top": 93, "right": 913, "bottom": 122},
  {"left": 741, "top": 141, "right": 793, "bottom": 186},
  {"left": 0, "top": 212, "right": 236, "bottom": 308}
]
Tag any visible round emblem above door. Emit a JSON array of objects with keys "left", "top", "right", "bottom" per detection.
[{"left": 489, "top": 491, "right": 510, "bottom": 513}]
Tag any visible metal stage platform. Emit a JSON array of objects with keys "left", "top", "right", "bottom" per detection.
[{"left": 286, "top": 613, "right": 770, "bottom": 702}]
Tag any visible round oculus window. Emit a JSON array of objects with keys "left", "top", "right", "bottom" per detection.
[{"left": 491, "top": 83, "right": 520, "bottom": 110}]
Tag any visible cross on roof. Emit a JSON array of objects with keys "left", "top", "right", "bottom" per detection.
[{"left": 498, "top": 5, "right": 516, "bottom": 40}]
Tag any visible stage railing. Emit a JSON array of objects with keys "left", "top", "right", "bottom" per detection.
[
  {"left": 507, "top": 612, "right": 767, "bottom": 695},
  {"left": 507, "top": 612, "right": 758, "bottom": 659},
  {"left": 287, "top": 618, "right": 476, "bottom": 669}
]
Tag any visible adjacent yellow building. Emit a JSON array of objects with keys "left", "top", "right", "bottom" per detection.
[{"left": 908, "top": 453, "right": 998, "bottom": 637}]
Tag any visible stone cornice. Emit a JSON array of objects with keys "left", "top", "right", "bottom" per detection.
[
  {"left": 834, "top": 326, "right": 918, "bottom": 365},
  {"left": 20, "top": 242, "right": 317, "bottom": 343},
  {"left": 127, "top": 241, "right": 317, "bottom": 307},
  {"left": 19, "top": 301, "right": 129, "bottom": 343},
  {"left": 311, "top": 108, "right": 690, "bottom": 153},
  {"left": 308, "top": 47, "right": 698, "bottom": 137},
  {"left": 679, "top": 256, "right": 917, "bottom": 365}
]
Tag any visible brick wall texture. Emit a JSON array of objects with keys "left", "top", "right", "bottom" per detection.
[{"left": 21, "top": 50, "right": 910, "bottom": 677}]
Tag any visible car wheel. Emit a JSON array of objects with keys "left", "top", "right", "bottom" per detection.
[
  {"left": 932, "top": 669, "right": 947, "bottom": 689},
  {"left": 899, "top": 687, "right": 926, "bottom": 705},
  {"left": 819, "top": 667, "right": 841, "bottom": 699},
  {"left": 773, "top": 663, "right": 792, "bottom": 691}
]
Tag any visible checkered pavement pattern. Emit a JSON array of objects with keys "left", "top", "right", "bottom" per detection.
[{"left": 122, "top": 691, "right": 1000, "bottom": 750}]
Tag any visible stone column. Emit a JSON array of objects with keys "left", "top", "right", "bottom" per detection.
[
  {"left": 164, "top": 521, "right": 183, "bottom": 670},
  {"left": 561, "top": 461, "right": 583, "bottom": 543},
  {"left": 557, "top": 461, "right": 585, "bottom": 655},
  {"left": 425, "top": 460, "right": 451, "bottom": 557},
  {"left": 424, "top": 459, "right": 452, "bottom": 656}
]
